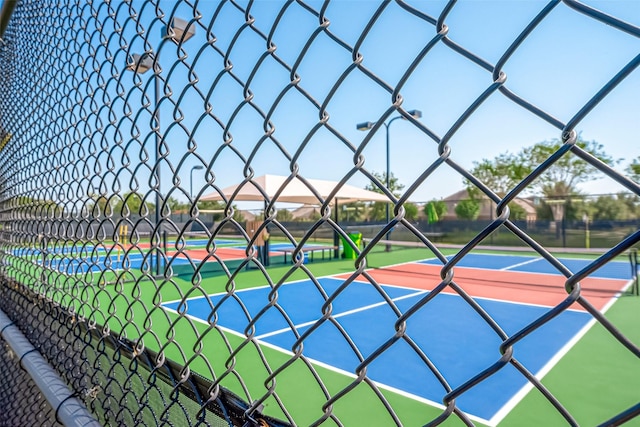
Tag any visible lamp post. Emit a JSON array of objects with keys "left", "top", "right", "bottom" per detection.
[
  {"left": 190, "top": 165, "right": 204, "bottom": 199},
  {"left": 125, "top": 18, "right": 195, "bottom": 276},
  {"left": 357, "top": 109, "right": 422, "bottom": 250}
]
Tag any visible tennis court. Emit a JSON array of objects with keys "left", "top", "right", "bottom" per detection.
[
  {"left": 30, "top": 238, "right": 341, "bottom": 274},
  {"left": 161, "top": 252, "right": 632, "bottom": 425}
]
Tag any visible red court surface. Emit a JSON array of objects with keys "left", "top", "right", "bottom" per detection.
[
  {"left": 340, "top": 263, "right": 629, "bottom": 311},
  {"left": 166, "top": 247, "right": 299, "bottom": 262},
  {"left": 167, "top": 247, "right": 247, "bottom": 261}
]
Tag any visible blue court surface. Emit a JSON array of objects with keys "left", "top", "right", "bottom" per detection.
[
  {"left": 43, "top": 253, "right": 193, "bottom": 274},
  {"left": 13, "top": 246, "right": 100, "bottom": 257},
  {"left": 13, "top": 238, "right": 242, "bottom": 257},
  {"left": 419, "top": 253, "right": 631, "bottom": 280},
  {"left": 21, "top": 238, "right": 244, "bottom": 273},
  {"left": 174, "top": 238, "right": 242, "bottom": 247},
  {"left": 162, "top": 275, "right": 595, "bottom": 422},
  {"left": 233, "top": 242, "right": 337, "bottom": 251},
  {"left": 20, "top": 241, "right": 335, "bottom": 274}
]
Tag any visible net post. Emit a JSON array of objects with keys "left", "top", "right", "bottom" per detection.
[{"left": 362, "top": 238, "right": 369, "bottom": 269}]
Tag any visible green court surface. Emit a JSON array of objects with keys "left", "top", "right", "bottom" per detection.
[{"left": 12, "top": 240, "right": 640, "bottom": 425}]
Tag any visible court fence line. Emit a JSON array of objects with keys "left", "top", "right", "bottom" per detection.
[{"left": 0, "top": 0, "right": 638, "bottom": 426}]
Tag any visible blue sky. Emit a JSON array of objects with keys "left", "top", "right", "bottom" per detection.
[{"left": 107, "top": 0, "right": 640, "bottom": 207}]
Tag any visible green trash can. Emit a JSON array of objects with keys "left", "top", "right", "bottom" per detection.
[{"left": 341, "top": 232, "right": 362, "bottom": 259}]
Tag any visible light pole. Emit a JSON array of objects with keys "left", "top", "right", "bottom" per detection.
[
  {"left": 125, "top": 18, "right": 195, "bottom": 276},
  {"left": 190, "top": 165, "right": 204, "bottom": 199},
  {"left": 357, "top": 109, "right": 422, "bottom": 250}
]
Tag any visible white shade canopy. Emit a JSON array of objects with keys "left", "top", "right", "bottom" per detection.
[{"left": 200, "top": 174, "right": 391, "bottom": 205}]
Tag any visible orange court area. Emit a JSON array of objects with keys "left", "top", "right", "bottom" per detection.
[{"left": 340, "top": 263, "right": 629, "bottom": 312}]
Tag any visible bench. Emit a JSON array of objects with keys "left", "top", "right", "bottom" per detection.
[
  {"left": 424, "top": 232, "right": 446, "bottom": 242},
  {"left": 278, "top": 245, "right": 338, "bottom": 263}
]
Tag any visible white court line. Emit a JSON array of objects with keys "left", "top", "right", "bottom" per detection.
[
  {"left": 256, "top": 338, "right": 494, "bottom": 426},
  {"left": 487, "top": 278, "right": 635, "bottom": 427},
  {"left": 500, "top": 257, "right": 542, "bottom": 271},
  {"left": 161, "top": 275, "right": 318, "bottom": 306},
  {"left": 160, "top": 255, "right": 633, "bottom": 423},
  {"left": 161, "top": 270, "right": 442, "bottom": 307},
  {"left": 254, "top": 289, "right": 427, "bottom": 340},
  {"left": 161, "top": 301, "right": 493, "bottom": 426}
]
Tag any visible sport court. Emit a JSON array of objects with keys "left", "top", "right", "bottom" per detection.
[
  {"left": 33, "top": 237, "right": 243, "bottom": 273},
  {"left": 37, "top": 239, "right": 337, "bottom": 274},
  {"left": 162, "top": 252, "right": 631, "bottom": 424}
]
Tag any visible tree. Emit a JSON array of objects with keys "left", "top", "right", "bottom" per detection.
[
  {"left": 455, "top": 199, "right": 480, "bottom": 220},
  {"left": 365, "top": 171, "right": 404, "bottom": 221},
  {"left": 308, "top": 209, "right": 322, "bottom": 222},
  {"left": 87, "top": 194, "right": 112, "bottom": 216},
  {"left": 466, "top": 153, "right": 529, "bottom": 198},
  {"left": 617, "top": 193, "right": 640, "bottom": 218},
  {"left": 466, "top": 154, "right": 530, "bottom": 223},
  {"left": 404, "top": 202, "right": 418, "bottom": 221},
  {"left": 113, "top": 192, "right": 153, "bottom": 216},
  {"left": 167, "top": 196, "right": 189, "bottom": 213},
  {"left": 625, "top": 157, "right": 640, "bottom": 182},
  {"left": 465, "top": 136, "right": 617, "bottom": 226},
  {"left": 466, "top": 136, "right": 616, "bottom": 199},
  {"left": 520, "top": 137, "right": 616, "bottom": 198},
  {"left": 507, "top": 201, "right": 527, "bottom": 221},
  {"left": 19, "top": 197, "right": 65, "bottom": 217},
  {"left": 589, "top": 194, "right": 635, "bottom": 220},
  {"left": 197, "top": 200, "right": 226, "bottom": 220},
  {"left": 276, "top": 208, "right": 293, "bottom": 222},
  {"left": 231, "top": 205, "right": 246, "bottom": 223}
]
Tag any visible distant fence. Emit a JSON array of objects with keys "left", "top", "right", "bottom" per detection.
[
  {"left": 275, "top": 218, "right": 638, "bottom": 250},
  {"left": 0, "top": 1, "right": 638, "bottom": 426}
]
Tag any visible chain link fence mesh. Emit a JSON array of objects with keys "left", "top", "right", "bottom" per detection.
[{"left": 0, "top": 0, "right": 638, "bottom": 426}]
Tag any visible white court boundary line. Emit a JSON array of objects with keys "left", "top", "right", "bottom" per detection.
[
  {"left": 500, "top": 257, "right": 542, "bottom": 271},
  {"left": 161, "top": 302, "right": 494, "bottom": 426},
  {"left": 160, "top": 254, "right": 634, "bottom": 424},
  {"left": 254, "top": 289, "right": 427, "bottom": 339},
  {"left": 419, "top": 255, "right": 630, "bottom": 281},
  {"left": 488, "top": 278, "right": 636, "bottom": 426},
  {"left": 160, "top": 277, "right": 594, "bottom": 424}
]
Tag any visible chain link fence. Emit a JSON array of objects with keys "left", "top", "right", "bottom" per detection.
[{"left": 0, "top": 0, "right": 638, "bottom": 426}]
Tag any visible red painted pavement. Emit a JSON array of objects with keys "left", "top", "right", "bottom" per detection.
[{"left": 338, "top": 263, "right": 628, "bottom": 311}]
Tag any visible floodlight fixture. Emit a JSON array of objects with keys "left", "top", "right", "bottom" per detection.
[
  {"left": 163, "top": 17, "right": 196, "bottom": 43},
  {"left": 407, "top": 109, "right": 422, "bottom": 119},
  {"left": 356, "top": 121, "right": 375, "bottom": 131},
  {"left": 125, "top": 53, "right": 155, "bottom": 74}
]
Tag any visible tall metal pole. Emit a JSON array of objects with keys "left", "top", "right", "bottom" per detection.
[
  {"left": 190, "top": 167, "right": 195, "bottom": 199},
  {"left": 154, "top": 69, "right": 161, "bottom": 277},
  {"left": 384, "top": 116, "right": 403, "bottom": 251},
  {"left": 126, "top": 18, "right": 195, "bottom": 278},
  {"left": 356, "top": 110, "right": 421, "bottom": 252},
  {"left": 385, "top": 121, "right": 391, "bottom": 251}
]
